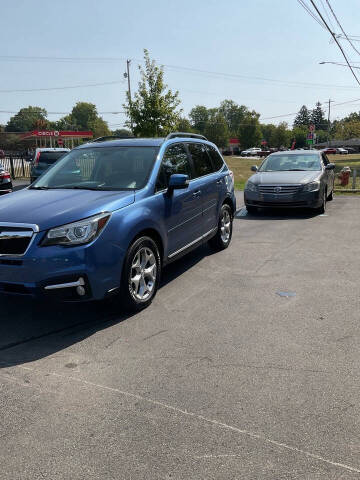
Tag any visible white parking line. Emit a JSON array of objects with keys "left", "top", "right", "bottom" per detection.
[{"left": 16, "top": 365, "right": 360, "bottom": 475}]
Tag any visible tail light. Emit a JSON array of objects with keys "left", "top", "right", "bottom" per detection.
[
  {"left": 34, "top": 151, "right": 41, "bottom": 166},
  {"left": 0, "top": 171, "right": 10, "bottom": 180}
]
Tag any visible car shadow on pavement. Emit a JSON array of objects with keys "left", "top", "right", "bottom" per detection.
[
  {"left": 0, "top": 243, "right": 215, "bottom": 368},
  {"left": 235, "top": 207, "right": 319, "bottom": 221}
]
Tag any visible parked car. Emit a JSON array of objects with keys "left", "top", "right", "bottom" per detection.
[
  {"left": 0, "top": 133, "right": 236, "bottom": 311},
  {"left": 244, "top": 150, "right": 335, "bottom": 214},
  {"left": 322, "top": 148, "right": 337, "bottom": 155},
  {"left": 336, "top": 147, "right": 348, "bottom": 155},
  {"left": 29, "top": 148, "right": 70, "bottom": 183},
  {"left": 0, "top": 164, "right": 12, "bottom": 194},
  {"left": 241, "top": 147, "right": 262, "bottom": 157}
]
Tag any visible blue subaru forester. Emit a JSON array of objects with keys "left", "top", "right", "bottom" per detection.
[{"left": 0, "top": 133, "right": 236, "bottom": 311}]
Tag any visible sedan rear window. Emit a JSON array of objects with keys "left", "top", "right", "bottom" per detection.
[
  {"left": 39, "top": 151, "right": 68, "bottom": 164},
  {"left": 259, "top": 154, "right": 321, "bottom": 172}
]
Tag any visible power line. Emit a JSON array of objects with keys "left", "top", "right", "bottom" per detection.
[
  {"left": 0, "top": 80, "right": 126, "bottom": 93},
  {"left": 319, "top": 0, "right": 336, "bottom": 31},
  {"left": 325, "top": 0, "right": 360, "bottom": 57},
  {"left": 296, "top": 0, "right": 327, "bottom": 30},
  {"left": 308, "top": 0, "right": 360, "bottom": 86}
]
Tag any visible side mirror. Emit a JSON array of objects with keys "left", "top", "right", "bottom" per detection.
[
  {"left": 168, "top": 174, "right": 189, "bottom": 191},
  {"left": 251, "top": 165, "right": 258, "bottom": 172},
  {"left": 325, "top": 163, "right": 335, "bottom": 170}
]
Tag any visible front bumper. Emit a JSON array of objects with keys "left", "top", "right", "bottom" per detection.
[
  {"left": 0, "top": 234, "right": 125, "bottom": 300},
  {"left": 244, "top": 189, "right": 322, "bottom": 209}
]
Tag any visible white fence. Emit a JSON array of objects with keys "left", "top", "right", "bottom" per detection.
[{"left": 1, "top": 156, "right": 30, "bottom": 179}]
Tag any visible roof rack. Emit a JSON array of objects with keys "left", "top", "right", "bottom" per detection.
[
  {"left": 91, "top": 135, "right": 134, "bottom": 143},
  {"left": 165, "top": 132, "right": 207, "bottom": 141}
]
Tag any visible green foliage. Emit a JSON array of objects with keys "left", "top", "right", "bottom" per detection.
[
  {"left": 334, "top": 120, "right": 360, "bottom": 140},
  {"left": 70, "top": 102, "right": 98, "bottom": 130},
  {"left": 124, "top": 49, "right": 181, "bottom": 137},
  {"left": 5, "top": 106, "right": 48, "bottom": 132},
  {"left": 189, "top": 105, "right": 209, "bottom": 134},
  {"left": 271, "top": 122, "right": 291, "bottom": 148},
  {"left": 90, "top": 117, "right": 111, "bottom": 138},
  {"left": 112, "top": 128, "right": 134, "bottom": 137},
  {"left": 293, "top": 105, "right": 310, "bottom": 128},
  {"left": 218, "top": 100, "right": 248, "bottom": 136},
  {"left": 291, "top": 126, "right": 307, "bottom": 148},
  {"left": 260, "top": 124, "right": 277, "bottom": 145},
  {"left": 237, "top": 111, "right": 262, "bottom": 149},
  {"left": 311, "top": 101, "right": 328, "bottom": 130},
  {"left": 204, "top": 111, "right": 229, "bottom": 148},
  {"left": 176, "top": 117, "right": 194, "bottom": 133}
]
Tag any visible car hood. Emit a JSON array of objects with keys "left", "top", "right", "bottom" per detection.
[
  {"left": 249, "top": 170, "right": 321, "bottom": 185},
  {"left": 0, "top": 188, "right": 135, "bottom": 231}
]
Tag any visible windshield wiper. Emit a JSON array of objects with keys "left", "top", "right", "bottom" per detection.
[
  {"left": 286, "top": 169, "right": 306, "bottom": 171},
  {"left": 62, "top": 186, "right": 101, "bottom": 190},
  {"left": 29, "top": 186, "right": 50, "bottom": 190}
]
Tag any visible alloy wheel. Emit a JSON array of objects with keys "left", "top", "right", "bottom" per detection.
[
  {"left": 130, "top": 247, "right": 157, "bottom": 301},
  {"left": 220, "top": 209, "right": 231, "bottom": 243}
]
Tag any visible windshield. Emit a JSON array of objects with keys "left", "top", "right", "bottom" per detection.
[
  {"left": 259, "top": 153, "right": 321, "bottom": 172},
  {"left": 32, "top": 146, "right": 159, "bottom": 191}
]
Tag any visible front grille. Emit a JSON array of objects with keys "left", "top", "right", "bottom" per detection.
[
  {"left": 258, "top": 185, "right": 302, "bottom": 195},
  {"left": 0, "top": 227, "right": 34, "bottom": 256}
]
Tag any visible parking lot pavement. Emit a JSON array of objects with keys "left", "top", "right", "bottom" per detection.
[
  {"left": 12, "top": 179, "right": 29, "bottom": 191},
  {"left": 1, "top": 193, "right": 360, "bottom": 479}
]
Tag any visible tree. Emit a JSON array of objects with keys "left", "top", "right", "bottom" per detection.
[
  {"left": 260, "top": 123, "right": 277, "bottom": 146},
  {"left": 90, "top": 117, "right": 111, "bottom": 138},
  {"left": 237, "top": 111, "right": 262, "bottom": 149},
  {"left": 176, "top": 117, "right": 194, "bottom": 133},
  {"left": 70, "top": 102, "right": 98, "bottom": 130},
  {"left": 204, "top": 111, "right": 229, "bottom": 148},
  {"left": 189, "top": 105, "right": 209, "bottom": 135},
  {"left": 112, "top": 128, "right": 133, "bottom": 137},
  {"left": 124, "top": 49, "right": 181, "bottom": 136},
  {"left": 311, "top": 101, "right": 327, "bottom": 130},
  {"left": 334, "top": 120, "right": 360, "bottom": 140},
  {"left": 291, "top": 126, "right": 307, "bottom": 148},
  {"left": 5, "top": 106, "right": 48, "bottom": 132},
  {"left": 271, "top": 122, "right": 291, "bottom": 148},
  {"left": 218, "top": 100, "right": 248, "bottom": 136},
  {"left": 293, "top": 105, "right": 310, "bottom": 128}
]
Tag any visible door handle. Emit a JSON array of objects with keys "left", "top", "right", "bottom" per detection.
[
  {"left": 216, "top": 179, "right": 222, "bottom": 184},
  {"left": 192, "top": 190, "right": 201, "bottom": 197}
]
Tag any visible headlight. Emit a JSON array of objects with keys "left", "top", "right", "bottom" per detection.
[
  {"left": 245, "top": 181, "right": 257, "bottom": 192},
  {"left": 42, "top": 212, "right": 110, "bottom": 246},
  {"left": 303, "top": 181, "right": 320, "bottom": 192}
]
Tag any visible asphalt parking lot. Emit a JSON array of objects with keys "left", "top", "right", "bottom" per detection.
[{"left": 0, "top": 192, "right": 359, "bottom": 479}]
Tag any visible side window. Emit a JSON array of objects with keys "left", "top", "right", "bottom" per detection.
[
  {"left": 188, "top": 143, "right": 213, "bottom": 178},
  {"left": 206, "top": 145, "right": 225, "bottom": 171},
  {"left": 156, "top": 143, "right": 192, "bottom": 191},
  {"left": 322, "top": 153, "right": 329, "bottom": 166}
]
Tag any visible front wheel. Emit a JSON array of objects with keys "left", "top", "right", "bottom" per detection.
[
  {"left": 209, "top": 204, "right": 233, "bottom": 251},
  {"left": 120, "top": 236, "right": 161, "bottom": 312},
  {"left": 317, "top": 190, "right": 327, "bottom": 215}
]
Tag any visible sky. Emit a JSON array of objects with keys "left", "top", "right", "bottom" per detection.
[{"left": 1, "top": 0, "right": 360, "bottom": 130}]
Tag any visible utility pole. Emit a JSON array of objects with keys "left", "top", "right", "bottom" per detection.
[{"left": 124, "top": 59, "right": 133, "bottom": 132}]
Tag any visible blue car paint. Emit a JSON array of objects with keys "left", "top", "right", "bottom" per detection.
[{"left": 0, "top": 138, "right": 236, "bottom": 300}]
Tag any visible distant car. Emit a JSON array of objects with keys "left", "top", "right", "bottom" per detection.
[
  {"left": 244, "top": 150, "right": 335, "bottom": 215},
  {"left": 0, "top": 164, "right": 12, "bottom": 195},
  {"left": 241, "top": 147, "right": 261, "bottom": 157},
  {"left": 29, "top": 148, "right": 70, "bottom": 183},
  {"left": 346, "top": 147, "right": 356, "bottom": 153},
  {"left": 336, "top": 148, "right": 348, "bottom": 155},
  {"left": 323, "top": 148, "right": 337, "bottom": 155}
]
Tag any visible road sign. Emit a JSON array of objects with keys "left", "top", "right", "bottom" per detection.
[
  {"left": 306, "top": 138, "right": 314, "bottom": 145},
  {"left": 309, "top": 124, "right": 315, "bottom": 132},
  {"left": 306, "top": 133, "right": 314, "bottom": 140}
]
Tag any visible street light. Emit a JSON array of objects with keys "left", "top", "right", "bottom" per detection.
[{"left": 319, "top": 61, "right": 360, "bottom": 70}]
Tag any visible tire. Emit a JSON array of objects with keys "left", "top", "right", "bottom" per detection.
[
  {"left": 317, "top": 189, "right": 327, "bottom": 214},
  {"left": 327, "top": 184, "right": 334, "bottom": 201},
  {"left": 246, "top": 205, "right": 258, "bottom": 214},
  {"left": 120, "top": 236, "right": 161, "bottom": 312},
  {"left": 209, "top": 204, "right": 233, "bottom": 251}
]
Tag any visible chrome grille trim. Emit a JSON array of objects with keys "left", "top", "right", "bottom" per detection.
[
  {"left": 0, "top": 223, "right": 39, "bottom": 257},
  {"left": 258, "top": 185, "right": 302, "bottom": 195}
]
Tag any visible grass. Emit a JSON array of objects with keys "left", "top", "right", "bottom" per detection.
[{"left": 226, "top": 153, "right": 360, "bottom": 194}]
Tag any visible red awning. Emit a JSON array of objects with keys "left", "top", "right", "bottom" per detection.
[{"left": 21, "top": 130, "right": 93, "bottom": 139}]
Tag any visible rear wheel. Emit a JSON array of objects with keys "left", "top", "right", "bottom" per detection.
[
  {"left": 120, "top": 236, "right": 161, "bottom": 312},
  {"left": 209, "top": 204, "right": 233, "bottom": 251}
]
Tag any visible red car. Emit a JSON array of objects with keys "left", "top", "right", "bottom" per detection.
[
  {"left": 0, "top": 164, "right": 12, "bottom": 194},
  {"left": 323, "top": 148, "right": 337, "bottom": 155}
]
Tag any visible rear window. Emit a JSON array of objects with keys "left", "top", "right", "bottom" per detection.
[{"left": 39, "top": 151, "right": 68, "bottom": 164}]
